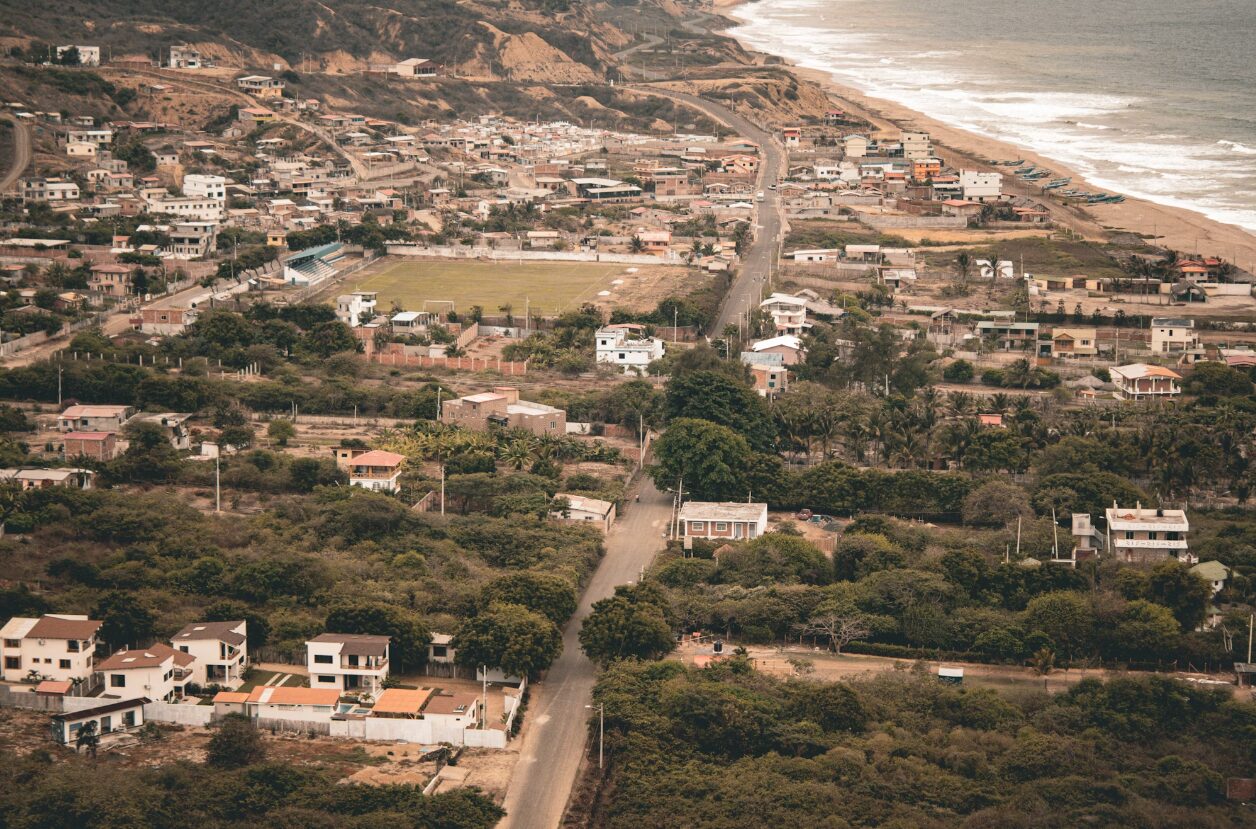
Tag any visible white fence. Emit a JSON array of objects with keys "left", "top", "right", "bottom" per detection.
[
  {"left": 144, "top": 701, "right": 213, "bottom": 726},
  {"left": 862, "top": 215, "right": 967, "bottom": 229},
  {"left": 386, "top": 244, "right": 682, "bottom": 266}
]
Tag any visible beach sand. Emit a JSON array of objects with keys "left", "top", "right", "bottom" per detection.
[{"left": 714, "top": 5, "right": 1256, "bottom": 272}]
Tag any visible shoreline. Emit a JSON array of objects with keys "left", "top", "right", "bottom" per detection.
[{"left": 712, "top": 1, "right": 1256, "bottom": 271}]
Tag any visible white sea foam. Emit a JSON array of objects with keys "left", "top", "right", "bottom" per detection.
[{"left": 729, "top": 0, "right": 1256, "bottom": 232}]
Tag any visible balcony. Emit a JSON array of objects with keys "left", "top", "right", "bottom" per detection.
[{"left": 1113, "top": 538, "right": 1189, "bottom": 550}]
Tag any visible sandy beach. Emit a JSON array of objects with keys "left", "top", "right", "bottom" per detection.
[{"left": 713, "top": 0, "right": 1256, "bottom": 272}]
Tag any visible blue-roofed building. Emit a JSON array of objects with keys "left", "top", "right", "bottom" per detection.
[{"left": 282, "top": 242, "right": 345, "bottom": 286}]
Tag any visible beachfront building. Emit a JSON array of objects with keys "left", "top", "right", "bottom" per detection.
[
  {"left": 901, "top": 131, "right": 932, "bottom": 161},
  {"left": 960, "top": 170, "right": 1003, "bottom": 202}
]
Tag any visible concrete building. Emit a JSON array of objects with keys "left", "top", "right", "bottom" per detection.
[
  {"left": 236, "top": 75, "right": 285, "bottom": 98},
  {"left": 759, "top": 293, "right": 809, "bottom": 334},
  {"left": 170, "top": 621, "right": 248, "bottom": 689},
  {"left": 182, "top": 173, "right": 227, "bottom": 201},
  {"left": 57, "top": 404, "right": 133, "bottom": 432},
  {"left": 960, "top": 170, "right": 1003, "bottom": 202},
  {"left": 595, "top": 325, "right": 665, "bottom": 372},
  {"left": 441, "top": 388, "right": 566, "bottom": 436},
  {"left": 168, "top": 46, "right": 202, "bottom": 69},
  {"left": 306, "top": 633, "right": 390, "bottom": 696},
  {"left": 901, "top": 131, "right": 932, "bottom": 161},
  {"left": 50, "top": 698, "right": 147, "bottom": 745},
  {"left": 552, "top": 493, "right": 616, "bottom": 533},
  {"left": 1149, "top": 317, "right": 1204, "bottom": 362},
  {"left": 336, "top": 291, "right": 378, "bottom": 327},
  {"left": 1104, "top": 503, "right": 1191, "bottom": 563},
  {"left": 0, "top": 615, "right": 102, "bottom": 686},
  {"left": 98, "top": 643, "right": 194, "bottom": 702},
  {"left": 56, "top": 45, "right": 101, "bottom": 66},
  {"left": 1050, "top": 327, "right": 1098, "bottom": 360},
  {"left": 391, "top": 58, "right": 438, "bottom": 77}
]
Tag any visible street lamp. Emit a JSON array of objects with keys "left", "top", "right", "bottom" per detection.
[{"left": 585, "top": 703, "right": 604, "bottom": 769}]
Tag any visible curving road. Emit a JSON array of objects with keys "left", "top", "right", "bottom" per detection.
[
  {"left": 0, "top": 113, "right": 32, "bottom": 194},
  {"left": 498, "top": 476, "right": 672, "bottom": 829}
]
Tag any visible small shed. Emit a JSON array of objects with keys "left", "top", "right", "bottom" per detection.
[
  {"left": 938, "top": 667, "right": 964, "bottom": 685},
  {"left": 49, "top": 697, "right": 148, "bottom": 744}
]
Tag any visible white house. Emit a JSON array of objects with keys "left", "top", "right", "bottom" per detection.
[
  {"left": 170, "top": 620, "right": 247, "bottom": 689},
  {"left": 552, "top": 493, "right": 616, "bottom": 533},
  {"left": 595, "top": 325, "right": 665, "bottom": 372},
  {"left": 50, "top": 698, "right": 147, "bottom": 745},
  {"left": 960, "top": 170, "right": 1003, "bottom": 202},
  {"left": 336, "top": 291, "right": 378, "bottom": 327},
  {"left": 345, "top": 449, "right": 405, "bottom": 492},
  {"left": 183, "top": 173, "right": 227, "bottom": 202},
  {"left": 391, "top": 58, "right": 438, "bottom": 77},
  {"left": 1191, "top": 561, "right": 1229, "bottom": 596},
  {"left": 677, "top": 502, "right": 769, "bottom": 546},
  {"left": 0, "top": 615, "right": 101, "bottom": 686},
  {"left": 428, "top": 632, "right": 457, "bottom": 666},
  {"left": 306, "top": 633, "right": 390, "bottom": 696},
  {"left": 98, "top": 643, "right": 195, "bottom": 702},
  {"left": 759, "top": 293, "right": 809, "bottom": 334},
  {"left": 1149, "top": 317, "right": 1203, "bottom": 362},
  {"left": 1105, "top": 502, "right": 1190, "bottom": 564},
  {"left": 57, "top": 405, "right": 134, "bottom": 433}
]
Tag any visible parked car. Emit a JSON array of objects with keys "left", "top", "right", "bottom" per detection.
[{"left": 795, "top": 509, "right": 813, "bottom": 521}]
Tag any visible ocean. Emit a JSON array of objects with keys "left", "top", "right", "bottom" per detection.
[{"left": 730, "top": 0, "right": 1256, "bottom": 232}]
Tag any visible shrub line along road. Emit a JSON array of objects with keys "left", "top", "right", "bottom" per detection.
[
  {"left": 499, "top": 91, "right": 783, "bottom": 829},
  {"left": 499, "top": 476, "right": 673, "bottom": 829}
]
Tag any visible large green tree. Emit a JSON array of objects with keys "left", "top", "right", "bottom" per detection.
[
  {"left": 580, "top": 584, "right": 674, "bottom": 665},
  {"left": 454, "top": 602, "right": 562, "bottom": 678},
  {"left": 650, "top": 418, "right": 754, "bottom": 501},
  {"left": 481, "top": 572, "right": 577, "bottom": 626},
  {"left": 326, "top": 601, "right": 432, "bottom": 672},
  {"left": 664, "top": 370, "right": 776, "bottom": 451}
]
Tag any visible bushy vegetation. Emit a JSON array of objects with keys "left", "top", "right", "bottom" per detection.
[{"left": 584, "top": 659, "right": 1256, "bottom": 828}]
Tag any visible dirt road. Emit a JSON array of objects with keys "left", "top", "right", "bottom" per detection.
[{"left": 0, "top": 113, "right": 32, "bottom": 193}]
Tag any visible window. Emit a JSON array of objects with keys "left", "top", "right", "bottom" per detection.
[
  {"left": 715, "top": 522, "right": 729, "bottom": 532},
  {"left": 690, "top": 521, "right": 705, "bottom": 533},
  {"left": 110, "top": 674, "right": 126, "bottom": 688},
  {"left": 317, "top": 675, "right": 335, "bottom": 684},
  {"left": 432, "top": 645, "right": 448, "bottom": 659},
  {"left": 3, "top": 656, "right": 18, "bottom": 670},
  {"left": 1125, "top": 532, "right": 1134, "bottom": 540},
  {"left": 67, "top": 640, "right": 80, "bottom": 652},
  {"left": 314, "top": 654, "right": 333, "bottom": 664},
  {"left": 2, "top": 639, "right": 18, "bottom": 648},
  {"left": 59, "top": 659, "right": 71, "bottom": 669}
]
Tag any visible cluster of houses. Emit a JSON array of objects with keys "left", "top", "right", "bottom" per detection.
[{"left": 1, "top": 614, "right": 518, "bottom": 747}]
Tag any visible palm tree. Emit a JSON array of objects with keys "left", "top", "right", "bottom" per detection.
[
  {"left": 499, "top": 439, "right": 534, "bottom": 470},
  {"left": 629, "top": 235, "right": 645, "bottom": 253},
  {"left": 947, "top": 391, "right": 974, "bottom": 418},
  {"left": 989, "top": 393, "right": 1012, "bottom": 414},
  {"left": 955, "top": 252, "right": 972, "bottom": 289}
]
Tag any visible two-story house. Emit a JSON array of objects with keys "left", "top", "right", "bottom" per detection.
[
  {"left": 98, "top": 643, "right": 195, "bottom": 702},
  {"left": 171, "top": 620, "right": 247, "bottom": 689},
  {"left": 1110, "top": 363, "right": 1182, "bottom": 402},
  {"left": 440, "top": 388, "right": 566, "bottom": 436},
  {"left": 1150, "top": 317, "right": 1204, "bottom": 363},
  {"left": 1050, "top": 327, "right": 1098, "bottom": 360},
  {"left": 0, "top": 615, "right": 102, "bottom": 686},
  {"left": 306, "top": 633, "right": 390, "bottom": 696},
  {"left": 759, "top": 293, "right": 809, "bottom": 334},
  {"left": 345, "top": 450, "right": 405, "bottom": 493},
  {"left": 595, "top": 325, "right": 665, "bottom": 372},
  {"left": 1105, "top": 502, "right": 1191, "bottom": 564}
]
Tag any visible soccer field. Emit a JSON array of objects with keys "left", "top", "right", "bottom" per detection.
[{"left": 345, "top": 259, "right": 660, "bottom": 316}]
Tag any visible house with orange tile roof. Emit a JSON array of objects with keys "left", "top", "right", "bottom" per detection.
[
  {"left": 0, "top": 614, "right": 102, "bottom": 686},
  {"left": 1110, "top": 363, "right": 1182, "bottom": 402},
  {"left": 98, "top": 642, "right": 195, "bottom": 702},
  {"left": 346, "top": 449, "right": 405, "bottom": 492}
]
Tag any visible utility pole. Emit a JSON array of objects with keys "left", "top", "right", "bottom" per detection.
[
  {"left": 481, "top": 665, "right": 488, "bottom": 729},
  {"left": 215, "top": 454, "right": 221, "bottom": 513},
  {"left": 585, "top": 703, "right": 604, "bottom": 769},
  {"left": 57, "top": 366, "right": 63, "bottom": 406}
]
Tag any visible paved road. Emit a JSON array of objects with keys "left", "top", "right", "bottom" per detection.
[
  {"left": 499, "top": 476, "right": 672, "bottom": 829},
  {"left": 0, "top": 113, "right": 32, "bottom": 194},
  {"left": 631, "top": 87, "right": 785, "bottom": 332}
]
